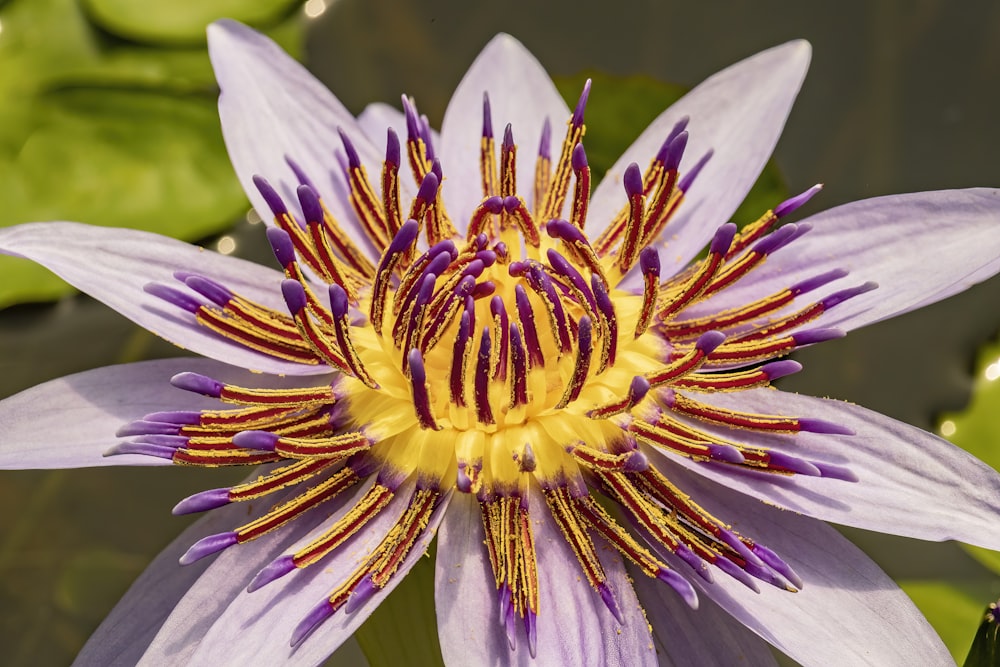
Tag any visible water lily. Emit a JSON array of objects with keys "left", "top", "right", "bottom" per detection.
[{"left": 2, "top": 19, "right": 1000, "bottom": 667}]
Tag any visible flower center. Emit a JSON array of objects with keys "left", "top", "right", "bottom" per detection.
[{"left": 122, "top": 82, "right": 870, "bottom": 653}]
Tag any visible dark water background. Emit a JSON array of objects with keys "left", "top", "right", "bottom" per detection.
[{"left": 1, "top": 0, "right": 999, "bottom": 663}]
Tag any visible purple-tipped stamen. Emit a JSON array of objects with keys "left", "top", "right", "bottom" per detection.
[
  {"left": 103, "top": 442, "right": 176, "bottom": 460},
  {"left": 761, "top": 359, "right": 803, "bottom": 381},
  {"left": 710, "top": 222, "right": 738, "bottom": 255},
  {"left": 767, "top": 450, "right": 823, "bottom": 476},
  {"left": 247, "top": 555, "right": 296, "bottom": 593},
  {"left": 481, "top": 92, "right": 493, "bottom": 139},
  {"left": 385, "top": 128, "right": 401, "bottom": 167},
  {"left": 173, "top": 488, "right": 231, "bottom": 515},
  {"left": 752, "top": 544, "right": 804, "bottom": 590},
  {"left": 170, "top": 371, "right": 223, "bottom": 397},
  {"left": 502, "top": 123, "right": 514, "bottom": 151},
  {"left": 597, "top": 582, "right": 625, "bottom": 624},
  {"left": 183, "top": 275, "right": 232, "bottom": 307},
  {"left": 179, "top": 532, "right": 238, "bottom": 565},
  {"left": 677, "top": 149, "right": 713, "bottom": 192},
  {"left": 676, "top": 544, "right": 714, "bottom": 583},
  {"left": 623, "top": 163, "right": 643, "bottom": 198},
  {"left": 572, "top": 79, "right": 591, "bottom": 127},
  {"left": 821, "top": 282, "right": 879, "bottom": 309},
  {"left": 297, "top": 184, "right": 325, "bottom": 225},
  {"left": 285, "top": 155, "right": 318, "bottom": 191},
  {"left": 329, "top": 284, "right": 349, "bottom": 319},
  {"left": 401, "top": 95, "right": 420, "bottom": 140},
  {"left": 281, "top": 279, "right": 308, "bottom": 314},
  {"left": 142, "top": 410, "right": 200, "bottom": 425},
  {"left": 752, "top": 223, "right": 799, "bottom": 256},
  {"left": 791, "top": 268, "right": 849, "bottom": 296},
  {"left": 143, "top": 283, "right": 201, "bottom": 313},
  {"left": 416, "top": 171, "right": 440, "bottom": 203},
  {"left": 639, "top": 246, "right": 660, "bottom": 277},
  {"left": 115, "top": 420, "right": 181, "bottom": 437},
  {"left": 291, "top": 599, "right": 336, "bottom": 648},
  {"left": 132, "top": 434, "right": 189, "bottom": 448},
  {"left": 266, "top": 227, "right": 297, "bottom": 268},
  {"left": 623, "top": 449, "right": 649, "bottom": 472},
  {"left": 664, "top": 130, "right": 689, "bottom": 172},
  {"left": 572, "top": 142, "right": 588, "bottom": 171},
  {"left": 774, "top": 183, "right": 823, "bottom": 218},
  {"left": 792, "top": 328, "right": 846, "bottom": 346},
  {"left": 812, "top": 461, "right": 860, "bottom": 482},
  {"left": 344, "top": 575, "right": 379, "bottom": 614},
  {"left": 420, "top": 114, "right": 436, "bottom": 161},
  {"left": 707, "top": 443, "right": 745, "bottom": 464},
  {"left": 665, "top": 115, "right": 690, "bottom": 145},
  {"left": 524, "top": 609, "right": 538, "bottom": 658},
  {"left": 232, "top": 430, "right": 281, "bottom": 452},
  {"left": 656, "top": 568, "right": 699, "bottom": 610},
  {"left": 337, "top": 128, "right": 362, "bottom": 169},
  {"left": 695, "top": 330, "right": 727, "bottom": 355},
  {"left": 252, "top": 175, "right": 288, "bottom": 216},
  {"left": 798, "top": 418, "right": 855, "bottom": 436},
  {"left": 538, "top": 117, "right": 551, "bottom": 160},
  {"left": 713, "top": 556, "right": 760, "bottom": 593}
]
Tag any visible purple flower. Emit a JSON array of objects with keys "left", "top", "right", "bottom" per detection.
[{"left": 2, "top": 20, "right": 1000, "bottom": 666}]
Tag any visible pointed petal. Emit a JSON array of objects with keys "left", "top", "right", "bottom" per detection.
[
  {"left": 435, "top": 491, "right": 656, "bottom": 667},
  {"left": 208, "top": 20, "right": 382, "bottom": 260},
  {"left": 659, "top": 457, "right": 953, "bottom": 666},
  {"left": 589, "top": 40, "right": 811, "bottom": 279},
  {"left": 135, "top": 477, "right": 375, "bottom": 664},
  {"left": 689, "top": 188, "right": 1000, "bottom": 332},
  {"left": 159, "top": 482, "right": 449, "bottom": 667},
  {"left": 0, "top": 358, "right": 324, "bottom": 469},
  {"left": 0, "top": 222, "right": 325, "bottom": 375},
  {"left": 439, "top": 34, "right": 571, "bottom": 228},
  {"left": 666, "top": 387, "right": 1000, "bottom": 551},
  {"left": 73, "top": 485, "right": 274, "bottom": 666},
  {"left": 630, "top": 574, "right": 777, "bottom": 667}
]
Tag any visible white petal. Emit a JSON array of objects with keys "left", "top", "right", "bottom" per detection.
[
  {"left": 688, "top": 188, "right": 1000, "bottom": 332},
  {"left": 0, "top": 358, "right": 325, "bottom": 469},
  {"left": 660, "top": 457, "right": 953, "bottom": 666},
  {"left": 208, "top": 20, "right": 383, "bottom": 259},
  {"left": 668, "top": 387, "right": 1000, "bottom": 551},
  {"left": 588, "top": 40, "right": 811, "bottom": 281},
  {"left": 435, "top": 491, "right": 656, "bottom": 666},
  {"left": 0, "top": 222, "right": 324, "bottom": 375},
  {"left": 439, "top": 34, "right": 571, "bottom": 228}
]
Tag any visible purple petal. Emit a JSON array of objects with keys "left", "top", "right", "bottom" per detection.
[
  {"left": 435, "top": 491, "right": 656, "bottom": 667},
  {"left": 0, "top": 222, "right": 324, "bottom": 375},
  {"left": 667, "top": 387, "right": 1000, "bottom": 551},
  {"left": 689, "top": 188, "right": 1000, "bottom": 332},
  {"left": 589, "top": 40, "right": 811, "bottom": 282},
  {"left": 439, "top": 34, "right": 572, "bottom": 229},
  {"left": 0, "top": 358, "right": 314, "bottom": 469},
  {"left": 207, "top": 20, "right": 382, "bottom": 261},
  {"left": 656, "top": 457, "right": 952, "bottom": 665},
  {"left": 630, "top": 574, "right": 778, "bottom": 667},
  {"left": 160, "top": 481, "right": 449, "bottom": 666}
]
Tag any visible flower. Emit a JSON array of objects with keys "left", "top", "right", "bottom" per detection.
[{"left": 2, "top": 20, "right": 1000, "bottom": 667}]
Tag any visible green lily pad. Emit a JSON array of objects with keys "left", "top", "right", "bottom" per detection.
[
  {"left": 553, "top": 71, "right": 786, "bottom": 227},
  {"left": 79, "top": 0, "right": 303, "bottom": 46},
  {"left": 937, "top": 337, "right": 1000, "bottom": 574},
  {"left": 900, "top": 580, "right": 992, "bottom": 663},
  {"left": 0, "top": 0, "right": 303, "bottom": 308}
]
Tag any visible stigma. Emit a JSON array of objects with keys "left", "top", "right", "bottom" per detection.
[{"left": 126, "top": 81, "right": 869, "bottom": 653}]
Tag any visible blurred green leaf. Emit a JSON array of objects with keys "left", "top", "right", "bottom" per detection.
[
  {"left": 900, "top": 580, "right": 989, "bottom": 663},
  {"left": 553, "top": 71, "right": 786, "bottom": 227},
  {"left": 938, "top": 337, "right": 1000, "bottom": 574},
  {"left": 0, "top": 0, "right": 303, "bottom": 308},
  {"left": 80, "top": 0, "right": 302, "bottom": 46},
  {"left": 963, "top": 600, "right": 1000, "bottom": 667}
]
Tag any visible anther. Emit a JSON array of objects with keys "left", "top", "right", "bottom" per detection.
[
  {"left": 774, "top": 184, "right": 823, "bottom": 218},
  {"left": 407, "top": 348, "right": 440, "bottom": 430}
]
